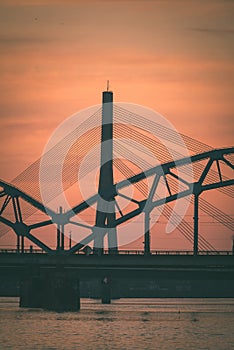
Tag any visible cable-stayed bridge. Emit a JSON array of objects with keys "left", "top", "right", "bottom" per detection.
[{"left": 0, "top": 89, "right": 233, "bottom": 309}]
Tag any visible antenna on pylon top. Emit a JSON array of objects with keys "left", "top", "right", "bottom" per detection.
[{"left": 107, "top": 80, "right": 109, "bottom": 91}]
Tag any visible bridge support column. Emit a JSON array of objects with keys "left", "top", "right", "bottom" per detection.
[
  {"left": 20, "top": 269, "right": 80, "bottom": 311},
  {"left": 193, "top": 193, "right": 199, "bottom": 255},
  {"left": 20, "top": 275, "right": 43, "bottom": 308},
  {"left": 42, "top": 270, "right": 80, "bottom": 311},
  {"left": 144, "top": 211, "right": 151, "bottom": 255},
  {"left": 101, "top": 276, "right": 111, "bottom": 304}
]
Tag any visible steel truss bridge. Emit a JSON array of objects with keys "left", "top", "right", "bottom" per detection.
[
  {"left": 0, "top": 90, "right": 234, "bottom": 309},
  {"left": 0, "top": 93, "right": 233, "bottom": 257},
  {"left": 0, "top": 147, "right": 234, "bottom": 256}
]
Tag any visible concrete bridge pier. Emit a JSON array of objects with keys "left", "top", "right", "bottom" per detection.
[
  {"left": 20, "top": 275, "right": 43, "bottom": 308},
  {"left": 20, "top": 268, "right": 80, "bottom": 311},
  {"left": 101, "top": 276, "right": 111, "bottom": 304}
]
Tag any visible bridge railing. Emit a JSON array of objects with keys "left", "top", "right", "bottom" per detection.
[
  {"left": 0, "top": 248, "right": 233, "bottom": 256},
  {"left": 0, "top": 248, "right": 47, "bottom": 254},
  {"left": 104, "top": 250, "right": 233, "bottom": 256},
  {"left": 114, "top": 250, "right": 233, "bottom": 256}
]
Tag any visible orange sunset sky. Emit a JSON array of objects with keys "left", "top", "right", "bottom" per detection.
[{"left": 0, "top": 0, "right": 233, "bottom": 250}]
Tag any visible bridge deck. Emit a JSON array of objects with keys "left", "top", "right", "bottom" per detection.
[{"left": 0, "top": 252, "right": 234, "bottom": 269}]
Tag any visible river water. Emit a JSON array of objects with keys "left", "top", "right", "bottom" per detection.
[{"left": 0, "top": 297, "right": 233, "bottom": 349}]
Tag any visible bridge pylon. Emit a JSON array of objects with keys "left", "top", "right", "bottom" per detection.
[{"left": 93, "top": 87, "right": 118, "bottom": 255}]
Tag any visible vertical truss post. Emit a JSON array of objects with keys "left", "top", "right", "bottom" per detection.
[
  {"left": 193, "top": 193, "right": 199, "bottom": 256},
  {"left": 61, "top": 225, "right": 65, "bottom": 251},
  {"left": 144, "top": 211, "right": 151, "bottom": 255},
  {"left": 56, "top": 206, "right": 64, "bottom": 251},
  {"left": 143, "top": 173, "right": 160, "bottom": 255},
  {"left": 21, "top": 235, "right": 25, "bottom": 254},
  {"left": 60, "top": 207, "right": 64, "bottom": 251},
  {"left": 56, "top": 211, "right": 60, "bottom": 252},
  {"left": 69, "top": 231, "right": 72, "bottom": 250},
  {"left": 57, "top": 226, "right": 60, "bottom": 251},
  {"left": 17, "top": 235, "right": 20, "bottom": 253}
]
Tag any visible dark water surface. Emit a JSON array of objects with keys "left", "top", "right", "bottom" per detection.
[{"left": 0, "top": 298, "right": 234, "bottom": 349}]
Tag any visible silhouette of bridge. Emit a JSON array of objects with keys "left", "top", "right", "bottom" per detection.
[
  {"left": 0, "top": 146, "right": 233, "bottom": 255},
  {"left": 0, "top": 89, "right": 233, "bottom": 309}
]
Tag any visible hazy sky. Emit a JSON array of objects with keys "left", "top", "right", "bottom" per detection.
[{"left": 0, "top": 0, "right": 233, "bottom": 179}]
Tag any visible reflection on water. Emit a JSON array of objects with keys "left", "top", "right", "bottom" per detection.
[{"left": 0, "top": 298, "right": 234, "bottom": 349}]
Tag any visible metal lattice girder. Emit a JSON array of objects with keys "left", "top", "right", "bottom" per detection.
[
  {"left": 65, "top": 147, "right": 234, "bottom": 220},
  {"left": 64, "top": 147, "right": 233, "bottom": 253},
  {"left": 0, "top": 179, "right": 56, "bottom": 253},
  {"left": 0, "top": 147, "right": 233, "bottom": 254}
]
